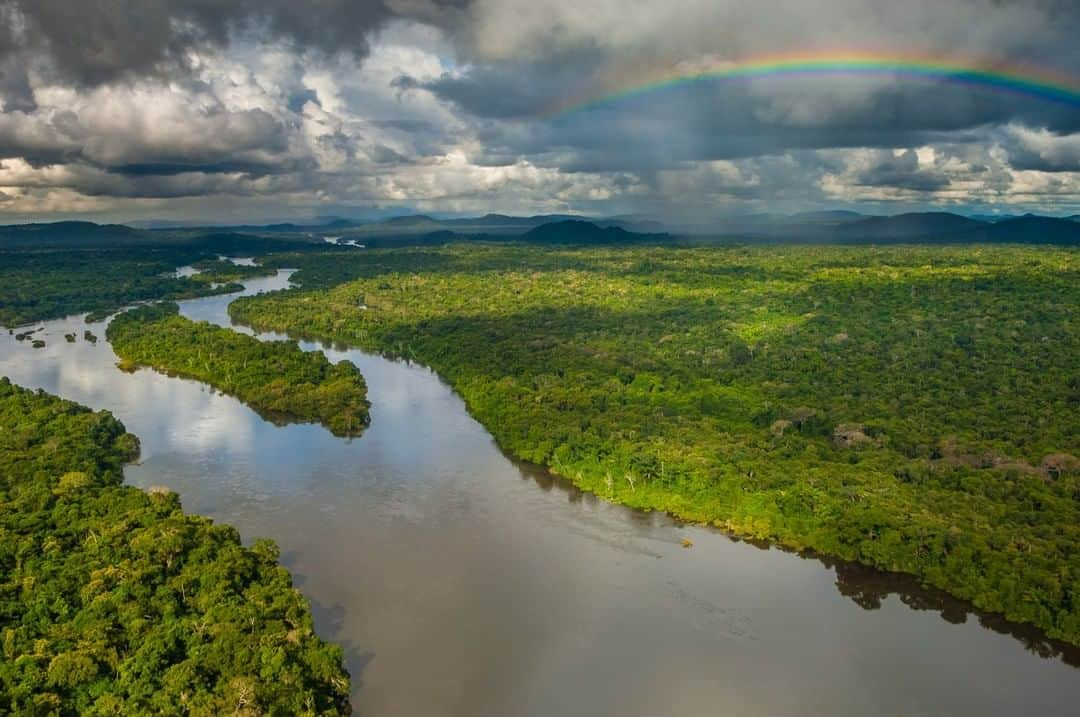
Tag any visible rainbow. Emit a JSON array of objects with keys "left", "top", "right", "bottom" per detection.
[{"left": 545, "top": 52, "right": 1080, "bottom": 118}]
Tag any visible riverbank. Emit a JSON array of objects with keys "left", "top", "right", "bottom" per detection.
[
  {"left": 107, "top": 302, "right": 370, "bottom": 437},
  {"left": 2, "top": 265, "right": 1079, "bottom": 715},
  {"left": 230, "top": 243, "right": 1080, "bottom": 645},
  {"left": 0, "top": 378, "right": 351, "bottom": 713}
]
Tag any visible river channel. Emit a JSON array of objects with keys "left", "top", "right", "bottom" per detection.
[{"left": 2, "top": 268, "right": 1077, "bottom": 716}]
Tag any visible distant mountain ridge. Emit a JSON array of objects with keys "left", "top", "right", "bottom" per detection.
[
  {"left": 521, "top": 219, "right": 669, "bottom": 244},
  {"left": 3, "top": 210, "right": 1078, "bottom": 248},
  {"left": 674, "top": 211, "right": 1079, "bottom": 245},
  {"left": 0, "top": 221, "right": 147, "bottom": 247},
  {"left": 0, "top": 222, "right": 322, "bottom": 251},
  {"left": 836, "top": 212, "right": 985, "bottom": 241},
  {"left": 789, "top": 210, "right": 866, "bottom": 223},
  {"left": 832, "top": 212, "right": 1079, "bottom": 245},
  {"left": 973, "top": 215, "right": 1080, "bottom": 244}
]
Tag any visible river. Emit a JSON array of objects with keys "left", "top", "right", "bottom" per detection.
[{"left": 1, "top": 269, "right": 1077, "bottom": 716}]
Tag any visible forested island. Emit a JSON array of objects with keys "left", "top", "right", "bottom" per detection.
[
  {"left": 107, "top": 303, "right": 370, "bottom": 437},
  {"left": 231, "top": 242, "right": 1080, "bottom": 644},
  {"left": 0, "top": 378, "right": 350, "bottom": 714},
  {"left": 188, "top": 258, "right": 278, "bottom": 285}
]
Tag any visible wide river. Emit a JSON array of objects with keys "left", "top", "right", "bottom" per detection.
[{"left": 2, "top": 269, "right": 1078, "bottom": 716}]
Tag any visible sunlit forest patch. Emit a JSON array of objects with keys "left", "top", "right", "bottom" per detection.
[
  {"left": 0, "top": 379, "right": 351, "bottom": 713},
  {"left": 232, "top": 243, "right": 1079, "bottom": 643},
  {"left": 107, "top": 303, "right": 370, "bottom": 438}
]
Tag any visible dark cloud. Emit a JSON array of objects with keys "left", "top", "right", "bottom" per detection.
[
  {"left": 0, "top": 56, "right": 35, "bottom": 111},
  {"left": 0, "top": 101, "right": 297, "bottom": 177},
  {"left": 851, "top": 149, "right": 951, "bottom": 191},
  {"left": 403, "top": 50, "right": 1077, "bottom": 184},
  {"left": 0, "top": 112, "right": 80, "bottom": 166},
  {"left": 1000, "top": 127, "right": 1080, "bottom": 172},
  {"left": 0, "top": 0, "right": 1077, "bottom": 217},
  {"left": 400, "top": 47, "right": 606, "bottom": 119},
  {"left": 107, "top": 158, "right": 314, "bottom": 177},
  {"left": 368, "top": 144, "right": 408, "bottom": 164},
  {"left": 2, "top": 0, "right": 470, "bottom": 87},
  {"left": 287, "top": 87, "right": 320, "bottom": 113},
  {"left": 369, "top": 118, "right": 435, "bottom": 133},
  {"left": 402, "top": 0, "right": 1079, "bottom": 190}
]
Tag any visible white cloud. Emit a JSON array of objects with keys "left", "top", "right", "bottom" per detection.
[
  {"left": 0, "top": 4, "right": 1077, "bottom": 220},
  {"left": 1001, "top": 125, "right": 1080, "bottom": 171}
]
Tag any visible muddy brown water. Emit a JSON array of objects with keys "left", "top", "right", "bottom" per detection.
[{"left": 2, "top": 269, "right": 1077, "bottom": 716}]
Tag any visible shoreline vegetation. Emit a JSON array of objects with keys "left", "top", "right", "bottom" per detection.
[
  {"left": 188, "top": 258, "right": 278, "bottom": 285},
  {"left": 0, "top": 378, "right": 351, "bottom": 713},
  {"left": 0, "top": 248, "right": 245, "bottom": 328},
  {"left": 107, "top": 303, "right": 370, "bottom": 438},
  {"left": 230, "top": 243, "right": 1080, "bottom": 645},
  {"left": 0, "top": 226, "right": 318, "bottom": 328}
]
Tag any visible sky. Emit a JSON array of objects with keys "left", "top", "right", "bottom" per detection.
[{"left": 0, "top": 0, "right": 1077, "bottom": 224}]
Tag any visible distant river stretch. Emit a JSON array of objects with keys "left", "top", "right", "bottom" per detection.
[{"left": 1, "top": 267, "right": 1077, "bottom": 717}]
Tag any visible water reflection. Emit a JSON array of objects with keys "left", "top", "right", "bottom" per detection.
[
  {"left": 518, "top": 459, "right": 1080, "bottom": 668},
  {"left": 825, "top": 557, "right": 1080, "bottom": 667},
  {"left": 0, "top": 271, "right": 1077, "bottom": 716}
]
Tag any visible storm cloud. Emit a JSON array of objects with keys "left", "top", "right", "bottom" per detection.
[
  {"left": 0, "top": 0, "right": 1076, "bottom": 221},
  {"left": 2, "top": 0, "right": 470, "bottom": 86}
]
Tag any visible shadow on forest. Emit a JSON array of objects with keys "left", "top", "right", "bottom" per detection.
[
  {"left": 239, "top": 264, "right": 1080, "bottom": 675},
  {"left": 262, "top": 242, "right": 1063, "bottom": 296},
  {"left": 268, "top": 245, "right": 814, "bottom": 292}
]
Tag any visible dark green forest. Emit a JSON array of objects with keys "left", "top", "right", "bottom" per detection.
[
  {"left": 0, "top": 378, "right": 350, "bottom": 714},
  {"left": 107, "top": 303, "right": 370, "bottom": 438},
  {"left": 188, "top": 259, "right": 277, "bottom": 285},
  {"left": 0, "top": 250, "right": 240, "bottom": 327},
  {"left": 0, "top": 227, "right": 316, "bottom": 327},
  {"left": 231, "top": 243, "right": 1080, "bottom": 644}
]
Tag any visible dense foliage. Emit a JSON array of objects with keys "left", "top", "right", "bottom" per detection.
[
  {"left": 0, "top": 249, "right": 241, "bottom": 327},
  {"left": 107, "top": 303, "right": 370, "bottom": 437},
  {"left": 188, "top": 259, "right": 277, "bottom": 285},
  {"left": 233, "top": 243, "right": 1080, "bottom": 643},
  {"left": 0, "top": 378, "right": 350, "bottom": 714}
]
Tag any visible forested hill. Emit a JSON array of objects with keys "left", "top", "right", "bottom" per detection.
[
  {"left": 0, "top": 221, "right": 147, "bottom": 248},
  {"left": 834, "top": 213, "right": 1080, "bottom": 245},
  {"left": 0, "top": 378, "right": 351, "bottom": 713},
  {"left": 971, "top": 215, "right": 1080, "bottom": 245},
  {"left": 834, "top": 212, "right": 983, "bottom": 241},
  {"left": 521, "top": 220, "right": 672, "bottom": 245}
]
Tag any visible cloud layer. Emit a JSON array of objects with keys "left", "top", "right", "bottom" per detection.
[{"left": 0, "top": 0, "right": 1076, "bottom": 221}]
